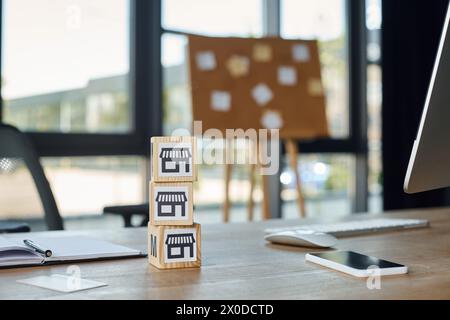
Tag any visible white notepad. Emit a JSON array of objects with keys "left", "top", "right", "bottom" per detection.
[{"left": 0, "top": 235, "right": 142, "bottom": 268}]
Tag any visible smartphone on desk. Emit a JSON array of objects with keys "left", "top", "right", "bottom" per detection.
[{"left": 306, "top": 251, "right": 408, "bottom": 278}]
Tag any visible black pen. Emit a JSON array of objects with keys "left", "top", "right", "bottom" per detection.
[{"left": 23, "top": 239, "right": 53, "bottom": 258}]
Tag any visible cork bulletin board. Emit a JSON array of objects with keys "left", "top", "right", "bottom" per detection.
[{"left": 188, "top": 35, "right": 329, "bottom": 140}]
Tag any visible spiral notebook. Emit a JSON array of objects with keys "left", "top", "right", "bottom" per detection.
[{"left": 0, "top": 235, "right": 143, "bottom": 268}]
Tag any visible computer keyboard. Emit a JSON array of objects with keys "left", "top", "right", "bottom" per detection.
[{"left": 264, "top": 218, "right": 429, "bottom": 238}]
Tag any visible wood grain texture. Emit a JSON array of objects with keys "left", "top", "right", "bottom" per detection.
[
  {"left": 149, "top": 181, "right": 194, "bottom": 226},
  {"left": 148, "top": 223, "right": 201, "bottom": 270},
  {"left": 151, "top": 136, "right": 197, "bottom": 183},
  {"left": 1, "top": 208, "right": 450, "bottom": 299}
]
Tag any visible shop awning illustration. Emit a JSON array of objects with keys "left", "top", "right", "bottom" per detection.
[
  {"left": 159, "top": 148, "right": 192, "bottom": 174},
  {"left": 165, "top": 233, "right": 196, "bottom": 259},
  {"left": 156, "top": 192, "right": 188, "bottom": 217}
]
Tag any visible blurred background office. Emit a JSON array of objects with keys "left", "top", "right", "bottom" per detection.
[{"left": 0, "top": 0, "right": 448, "bottom": 231}]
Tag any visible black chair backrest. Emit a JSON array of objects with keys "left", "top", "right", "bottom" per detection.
[{"left": 0, "top": 124, "right": 64, "bottom": 230}]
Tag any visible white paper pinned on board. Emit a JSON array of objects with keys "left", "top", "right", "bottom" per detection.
[
  {"left": 226, "top": 55, "right": 250, "bottom": 78},
  {"left": 261, "top": 110, "right": 284, "bottom": 129},
  {"left": 253, "top": 44, "right": 272, "bottom": 62},
  {"left": 292, "top": 44, "right": 310, "bottom": 62},
  {"left": 308, "top": 78, "right": 325, "bottom": 96},
  {"left": 252, "top": 83, "right": 273, "bottom": 106},
  {"left": 211, "top": 91, "right": 231, "bottom": 112},
  {"left": 278, "top": 66, "right": 297, "bottom": 86},
  {"left": 196, "top": 51, "right": 217, "bottom": 71}
]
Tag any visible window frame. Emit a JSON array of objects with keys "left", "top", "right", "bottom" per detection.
[
  {"left": 160, "top": 0, "right": 369, "bottom": 215},
  {"left": 0, "top": 0, "right": 368, "bottom": 214},
  {"left": 0, "top": 0, "right": 162, "bottom": 157}
]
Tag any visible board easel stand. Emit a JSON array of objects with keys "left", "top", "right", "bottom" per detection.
[{"left": 223, "top": 138, "right": 306, "bottom": 222}]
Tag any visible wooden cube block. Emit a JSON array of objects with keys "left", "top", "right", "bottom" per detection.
[
  {"left": 151, "top": 136, "right": 197, "bottom": 182},
  {"left": 149, "top": 182, "right": 193, "bottom": 226},
  {"left": 148, "top": 223, "right": 201, "bottom": 269}
]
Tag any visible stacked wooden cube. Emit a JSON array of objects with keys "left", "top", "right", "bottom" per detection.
[{"left": 148, "top": 136, "right": 201, "bottom": 269}]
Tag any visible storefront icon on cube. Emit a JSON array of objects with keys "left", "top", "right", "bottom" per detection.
[
  {"left": 148, "top": 219, "right": 201, "bottom": 268},
  {"left": 156, "top": 191, "right": 188, "bottom": 218},
  {"left": 159, "top": 147, "right": 192, "bottom": 174},
  {"left": 165, "top": 233, "right": 196, "bottom": 260}
]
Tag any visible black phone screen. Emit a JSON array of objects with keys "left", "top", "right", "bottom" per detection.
[{"left": 309, "top": 251, "right": 405, "bottom": 270}]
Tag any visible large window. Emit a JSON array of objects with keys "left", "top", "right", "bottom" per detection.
[
  {"left": 2, "top": 0, "right": 130, "bottom": 133},
  {"left": 0, "top": 0, "right": 374, "bottom": 225},
  {"left": 279, "top": 0, "right": 358, "bottom": 217},
  {"left": 161, "top": 0, "right": 265, "bottom": 212},
  {"left": 162, "top": 0, "right": 263, "bottom": 134},
  {"left": 162, "top": 0, "right": 263, "bottom": 36},
  {"left": 161, "top": 0, "right": 367, "bottom": 219},
  {"left": 0, "top": 156, "right": 145, "bottom": 220},
  {"left": 282, "top": 0, "right": 349, "bottom": 139},
  {"left": 0, "top": 0, "right": 146, "bottom": 223},
  {"left": 366, "top": 0, "right": 383, "bottom": 212}
]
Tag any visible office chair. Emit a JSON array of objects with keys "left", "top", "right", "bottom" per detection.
[
  {"left": 103, "top": 203, "right": 149, "bottom": 228},
  {"left": 0, "top": 124, "right": 64, "bottom": 231}
]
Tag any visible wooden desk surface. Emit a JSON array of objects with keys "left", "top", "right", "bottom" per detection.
[{"left": 1, "top": 208, "right": 450, "bottom": 300}]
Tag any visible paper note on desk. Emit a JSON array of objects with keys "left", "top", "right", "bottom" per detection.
[{"left": 18, "top": 275, "right": 107, "bottom": 293}]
